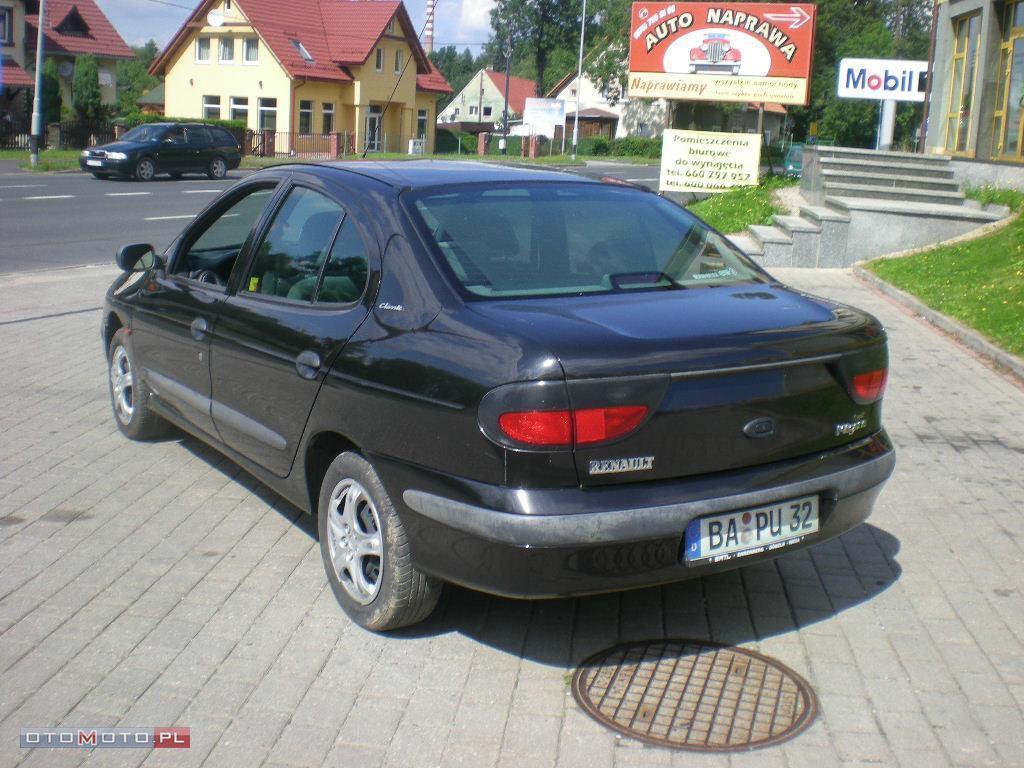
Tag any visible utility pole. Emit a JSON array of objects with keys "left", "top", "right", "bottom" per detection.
[
  {"left": 571, "top": 0, "right": 587, "bottom": 160},
  {"left": 29, "top": 0, "right": 47, "bottom": 167},
  {"left": 502, "top": 27, "right": 512, "bottom": 154}
]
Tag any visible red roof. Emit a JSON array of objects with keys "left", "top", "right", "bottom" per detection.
[
  {"left": 1, "top": 56, "right": 34, "bottom": 88},
  {"left": 151, "top": 0, "right": 450, "bottom": 94},
  {"left": 485, "top": 71, "right": 537, "bottom": 116},
  {"left": 26, "top": 0, "right": 133, "bottom": 60}
]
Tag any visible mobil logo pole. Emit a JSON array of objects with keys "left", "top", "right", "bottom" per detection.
[{"left": 837, "top": 58, "right": 930, "bottom": 151}]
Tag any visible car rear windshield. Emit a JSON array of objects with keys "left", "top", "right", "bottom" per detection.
[{"left": 409, "top": 183, "right": 766, "bottom": 299}]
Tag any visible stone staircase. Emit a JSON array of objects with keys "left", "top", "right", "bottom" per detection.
[{"left": 728, "top": 146, "right": 1006, "bottom": 268}]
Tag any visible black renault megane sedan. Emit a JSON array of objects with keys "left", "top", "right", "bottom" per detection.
[{"left": 102, "top": 161, "right": 895, "bottom": 630}]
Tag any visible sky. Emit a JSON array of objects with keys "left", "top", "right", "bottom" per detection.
[{"left": 95, "top": 0, "right": 496, "bottom": 51}]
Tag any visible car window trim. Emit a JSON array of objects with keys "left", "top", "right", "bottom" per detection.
[
  {"left": 234, "top": 178, "right": 372, "bottom": 311},
  {"left": 168, "top": 177, "right": 286, "bottom": 291}
]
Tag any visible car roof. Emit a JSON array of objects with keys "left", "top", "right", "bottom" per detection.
[{"left": 308, "top": 160, "right": 604, "bottom": 190}]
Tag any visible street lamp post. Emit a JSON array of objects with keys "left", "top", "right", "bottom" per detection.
[
  {"left": 29, "top": 0, "right": 47, "bottom": 167},
  {"left": 571, "top": 0, "right": 587, "bottom": 160},
  {"left": 502, "top": 36, "right": 512, "bottom": 155}
]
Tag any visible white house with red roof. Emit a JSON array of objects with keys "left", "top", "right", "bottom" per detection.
[
  {"left": 1, "top": 0, "right": 132, "bottom": 122},
  {"left": 150, "top": 0, "right": 452, "bottom": 155},
  {"left": 437, "top": 69, "right": 537, "bottom": 126}
]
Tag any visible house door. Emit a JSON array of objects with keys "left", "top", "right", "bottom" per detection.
[
  {"left": 993, "top": 0, "right": 1024, "bottom": 160},
  {"left": 365, "top": 106, "right": 382, "bottom": 152}
]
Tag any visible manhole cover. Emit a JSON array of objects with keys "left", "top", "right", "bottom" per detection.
[{"left": 571, "top": 639, "right": 817, "bottom": 751}]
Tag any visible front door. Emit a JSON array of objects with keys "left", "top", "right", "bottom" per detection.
[
  {"left": 131, "top": 181, "right": 283, "bottom": 437},
  {"left": 209, "top": 175, "right": 377, "bottom": 476},
  {"left": 364, "top": 106, "right": 382, "bottom": 153},
  {"left": 157, "top": 125, "right": 191, "bottom": 173}
]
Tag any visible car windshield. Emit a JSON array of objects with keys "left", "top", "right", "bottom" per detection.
[
  {"left": 121, "top": 125, "right": 169, "bottom": 143},
  {"left": 788, "top": 145, "right": 804, "bottom": 161},
  {"left": 410, "top": 183, "right": 766, "bottom": 299}
]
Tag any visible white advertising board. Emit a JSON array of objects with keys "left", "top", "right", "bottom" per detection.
[
  {"left": 659, "top": 129, "right": 761, "bottom": 194},
  {"left": 837, "top": 58, "right": 929, "bottom": 102},
  {"left": 523, "top": 98, "right": 567, "bottom": 126}
]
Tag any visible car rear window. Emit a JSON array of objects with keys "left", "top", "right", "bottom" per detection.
[
  {"left": 409, "top": 183, "right": 766, "bottom": 299},
  {"left": 211, "top": 127, "right": 236, "bottom": 146}
]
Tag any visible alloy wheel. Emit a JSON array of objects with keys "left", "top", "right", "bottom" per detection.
[
  {"left": 211, "top": 158, "right": 227, "bottom": 179},
  {"left": 137, "top": 159, "right": 155, "bottom": 181},
  {"left": 326, "top": 479, "right": 383, "bottom": 605},
  {"left": 109, "top": 345, "right": 134, "bottom": 424}
]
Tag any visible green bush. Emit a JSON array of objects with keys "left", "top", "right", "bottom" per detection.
[
  {"left": 608, "top": 136, "right": 662, "bottom": 158},
  {"left": 72, "top": 54, "right": 104, "bottom": 120},
  {"left": 577, "top": 137, "right": 610, "bottom": 156},
  {"left": 117, "top": 112, "right": 247, "bottom": 135}
]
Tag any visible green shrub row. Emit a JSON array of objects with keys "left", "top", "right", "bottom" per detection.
[
  {"left": 116, "top": 112, "right": 248, "bottom": 135},
  {"left": 576, "top": 136, "right": 663, "bottom": 158}
]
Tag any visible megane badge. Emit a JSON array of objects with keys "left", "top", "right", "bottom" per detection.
[{"left": 743, "top": 417, "right": 776, "bottom": 439}]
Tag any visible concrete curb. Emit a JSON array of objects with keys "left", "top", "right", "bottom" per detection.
[{"left": 853, "top": 265, "right": 1024, "bottom": 384}]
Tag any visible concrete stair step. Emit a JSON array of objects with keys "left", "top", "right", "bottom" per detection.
[
  {"left": 773, "top": 214, "right": 820, "bottom": 237},
  {"left": 825, "top": 196, "right": 1004, "bottom": 223},
  {"left": 748, "top": 224, "right": 793, "bottom": 247},
  {"left": 800, "top": 205, "right": 851, "bottom": 224},
  {"left": 819, "top": 157, "right": 955, "bottom": 179},
  {"left": 814, "top": 146, "right": 952, "bottom": 166},
  {"left": 727, "top": 233, "right": 763, "bottom": 256},
  {"left": 823, "top": 183, "right": 965, "bottom": 205},
  {"left": 820, "top": 169, "right": 960, "bottom": 192}
]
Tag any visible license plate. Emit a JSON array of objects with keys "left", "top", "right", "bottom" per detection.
[
  {"left": 86, "top": 159, "right": 102, "bottom": 167},
  {"left": 683, "top": 495, "right": 819, "bottom": 564}
]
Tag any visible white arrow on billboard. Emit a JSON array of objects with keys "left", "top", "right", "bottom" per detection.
[{"left": 763, "top": 6, "right": 811, "bottom": 29}]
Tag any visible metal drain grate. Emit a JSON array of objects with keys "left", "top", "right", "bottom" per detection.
[{"left": 571, "top": 639, "right": 817, "bottom": 751}]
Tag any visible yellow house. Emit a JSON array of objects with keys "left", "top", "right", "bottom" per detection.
[{"left": 150, "top": 0, "right": 451, "bottom": 155}]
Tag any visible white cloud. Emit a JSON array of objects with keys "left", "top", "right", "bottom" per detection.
[{"left": 435, "top": 0, "right": 494, "bottom": 48}]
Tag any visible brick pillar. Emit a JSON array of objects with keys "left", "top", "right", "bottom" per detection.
[
  {"left": 263, "top": 129, "right": 275, "bottom": 157},
  {"left": 529, "top": 135, "right": 539, "bottom": 159},
  {"left": 329, "top": 132, "right": 341, "bottom": 159},
  {"left": 477, "top": 132, "right": 488, "bottom": 156}
]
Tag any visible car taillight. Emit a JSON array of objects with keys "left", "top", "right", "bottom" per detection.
[
  {"left": 498, "top": 406, "right": 649, "bottom": 447},
  {"left": 849, "top": 368, "right": 888, "bottom": 404}
]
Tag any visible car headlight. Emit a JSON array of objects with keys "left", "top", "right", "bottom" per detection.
[
  {"left": 81, "top": 150, "right": 89, "bottom": 157},
  {"left": 106, "top": 152, "right": 128, "bottom": 160}
]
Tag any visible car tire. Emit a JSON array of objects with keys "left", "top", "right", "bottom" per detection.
[
  {"left": 207, "top": 156, "right": 228, "bottom": 180},
  {"left": 108, "top": 328, "right": 169, "bottom": 440},
  {"left": 134, "top": 157, "right": 156, "bottom": 182},
  {"left": 91, "top": 172, "right": 109, "bottom": 180},
  {"left": 318, "top": 452, "right": 441, "bottom": 631}
]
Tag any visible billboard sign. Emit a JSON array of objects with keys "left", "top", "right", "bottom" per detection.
[
  {"left": 523, "top": 98, "right": 567, "bottom": 126},
  {"left": 659, "top": 129, "right": 761, "bottom": 193},
  {"left": 837, "top": 58, "right": 929, "bottom": 102},
  {"left": 629, "top": 2, "right": 817, "bottom": 106}
]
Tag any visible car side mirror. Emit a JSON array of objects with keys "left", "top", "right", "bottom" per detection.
[{"left": 116, "top": 243, "right": 157, "bottom": 272}]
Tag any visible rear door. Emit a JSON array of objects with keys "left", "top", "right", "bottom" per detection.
[
  {"left": 208, "top": 174, "right": 378, "bottom": 476},
  {"left": 185, "top": 125, "right": 213, "bottom": 173}
]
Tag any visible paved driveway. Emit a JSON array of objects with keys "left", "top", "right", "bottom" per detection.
[{"left": 0, "top": 267, "right": 1021, "bottom": 768}]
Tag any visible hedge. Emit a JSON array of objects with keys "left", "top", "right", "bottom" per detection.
[
  {"left": 435, "top": 129, "right": 479, "bottom": 155},
  {"left": 116, "top": 112, "right": 248, "bottom": 135},
  {"left": 576, "top": 135, "right": 662, "bottom": 158}
]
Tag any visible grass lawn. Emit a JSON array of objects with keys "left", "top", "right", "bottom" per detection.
[
  {"left": 686, "top": 176, "right": 797, "bottom": 235},
  {"left": 0, "top": 149, "right": 82, "bottom": 172},
  {"left": 866, "top": 188, "right": 1024, "bottom": 357}
]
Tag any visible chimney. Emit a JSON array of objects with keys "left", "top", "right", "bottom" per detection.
[{"left": 424, "top": 0, "right": 436, "bottom": 54}]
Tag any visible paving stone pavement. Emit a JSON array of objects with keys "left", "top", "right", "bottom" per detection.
[{"left": 0, "top": 265, "right": 1022, "bottom": 768}]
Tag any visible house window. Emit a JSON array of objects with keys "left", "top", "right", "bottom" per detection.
[
  {"left": 322, "top": 103, "right": 335, "bottom": 134},
  {"left": 395, "top": 50, "right": 402, "bottom": 74},
  {"left": 0, "top": 8, "right": 12, "bottom": 47},
  {"left": 203, "top": 95, "right": 221, "bottom": 119},
  {"left": 196, "top": 37, "right": 211, "bottom": 63},
  {"left": 375, "top": 48, "right": 384, "bottom": 72},
  {"left": 299, "top": 100, "right": 313, "bottom": 134},
  {"left": 291, "top": 39, "right": 314, "bottom": 63},
  {"left": 944, "top": 13, "right": 980, "bottom": 155},
  {"left": 258, "top": 97, "right": 277, "bottom": 131},
  {"left": 417, "top": 109, "right": 428, "bottom": 140},
  {"left": 243, "top": 37, "right": 259, "bottom": 63},
  {"left": 453, "top": 107, "right": 460, "bottom": 118},
  {"left": 230, "top": 96, "right": 248, "bottom": 123},
  {"left": 469, "top": 105, "right": 478, "bottom": 116},
  {"left": 219, "top": 37, "right": 234, "bottom": 62},
  {"left": 225, "top": 0, "right": 232, "bottom": 10},
  {"left": 483, "top": 106, "right": 492, "bottom": 118}
]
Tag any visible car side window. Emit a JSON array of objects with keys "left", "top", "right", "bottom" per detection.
[
  {"left": 242, "top": 186, "right": 344, "bottom": 301},
  {"left": 165, "top": 126, "right": 186, "bottom": 144},
  {"left": 188, "top": 126, "right": 213, "bottom": 146},
  {"left": 314, "top": 217, "right": 369, "bottom": 304},
  {"left": 172, "top": 186, "right": 277, "bottom": 286}
]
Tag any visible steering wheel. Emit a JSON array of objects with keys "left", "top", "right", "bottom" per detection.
[{"left": 193, "top": 269, "right": 224, "bottom": 286}]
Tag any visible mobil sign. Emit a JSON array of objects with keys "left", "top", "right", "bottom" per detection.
[{"left": 837, "top": 58, "right": 929, "bottom": 102}]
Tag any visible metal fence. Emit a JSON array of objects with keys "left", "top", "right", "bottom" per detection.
[
  {"left": 0, "top": 118, "right": 116, "bottom": 151},
  {"left": 0, "top": 118, "right": 35, "bottom": 150}
]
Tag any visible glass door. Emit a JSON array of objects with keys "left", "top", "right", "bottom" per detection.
[
  {"left": 364, "top": 106, "right": 382, "bottom": 153},
  {"left": 994, "top": 0, "right": 1024, "bottom": 160},
  {"left": 944, "top": 14, "right": 980, "bottom": 155}
]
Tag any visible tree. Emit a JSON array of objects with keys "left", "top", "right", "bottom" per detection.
[
  {"left": 72, "top": 54, "right": 103, "bottom": 120},
  {"left": 41, "top": 59, "right": 62, "bottom": 124},
  {"left": 489, "top": 0, "right": 583, "bottom": 97},
  {"left": 116, "top": 41, "right": 161, "bottom": 115}
]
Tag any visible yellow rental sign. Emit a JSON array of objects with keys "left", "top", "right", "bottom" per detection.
[{"left": 659, "top": 129, "right": 761, "bottom": 194}]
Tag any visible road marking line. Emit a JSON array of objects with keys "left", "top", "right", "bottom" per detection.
[
  {"left": 106, "top": 192, "right": 152, "bottom": 197},
  {"left": 23, "top": 195, "right": 74, "bottom": 200},
  {"left": 144, "top": 214, "right": 196, "bottom": 221},
  {"left": 0, "top": 184, "right": 47, "bottom": 189},
  {"left": 183, "top": 189, "right": 220, "bottom": 194}
]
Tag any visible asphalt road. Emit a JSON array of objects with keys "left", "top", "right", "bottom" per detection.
[{"left": 0, "top": 160, "right": 663, "bottom": 275}]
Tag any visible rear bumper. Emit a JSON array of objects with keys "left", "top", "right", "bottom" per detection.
[{"left": 382, "top": 431, "right": 895, "bottom": 598}]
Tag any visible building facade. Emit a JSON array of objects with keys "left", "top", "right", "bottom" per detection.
[
  {"left": 151, "top": 0, "right": 451, "bottom": 155},
  {"left": 926, "top": 0, "right": 1024, "bottom": 165},
  {"left": 437, "top": 69, "right": 537, "bottom": 125},
  {"left": 548, "top": 71, "right": 668, "bottom": 139}
]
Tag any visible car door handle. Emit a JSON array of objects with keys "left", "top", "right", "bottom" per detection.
[
  {"left": 295, "top": 351, "right": 321, "bottom": 380},
  {"left": 190, "top": 317, "right": 208, "bottom": 341}
]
